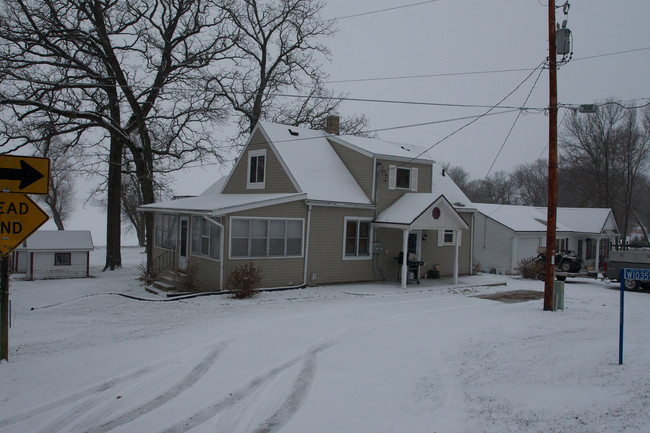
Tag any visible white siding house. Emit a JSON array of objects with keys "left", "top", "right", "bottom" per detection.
[
  {"left": 473, "top": 204, "right": 619, "bottom": 274},
  {"left": 13, "top": 230, "right": 94, "bottom": 280}
]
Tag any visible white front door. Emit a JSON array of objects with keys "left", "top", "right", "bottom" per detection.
[{"left": 178, "top": 216, "right": 189, "bottom": 271}]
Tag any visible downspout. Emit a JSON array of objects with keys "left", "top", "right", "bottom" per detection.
[
  {"left": 470, "top": 211, "right": 475, "bottom": 275},
  {"left": 303, "top": 205, "right": 312, "bottom": 286},
  {"left": 454, "top": 229, "right": 461, "bottom": 285},
  {"left": 205, "top": 217, "right": 225, "bottom": 291},
  {"left": 595, "top": 235, "right": 601, "bottom": 274}
]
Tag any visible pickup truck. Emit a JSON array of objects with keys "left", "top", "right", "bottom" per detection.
[{"left": 605, "top": 249, "right": 650, "bottom": 290}]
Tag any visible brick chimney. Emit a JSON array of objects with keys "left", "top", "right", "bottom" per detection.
[{"left": 326, "top": 115, "right": 340, "bottom": 135}]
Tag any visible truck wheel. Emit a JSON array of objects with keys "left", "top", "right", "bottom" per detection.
[{"left": 624, "top": 279, "right": 639, "bottom": 291}]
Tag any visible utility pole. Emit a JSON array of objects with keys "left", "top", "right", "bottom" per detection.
[{"left": 544, "top": 0, "right": 558, "bottom": 311}]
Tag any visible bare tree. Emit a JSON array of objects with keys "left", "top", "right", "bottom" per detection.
[
  {"left": 465, "top": 171, "right": 516, "bottom": 204},
  {"left": 209, "top": 0, "right": 369, "bottom": 138},
  {"left": 0, "top": 0, "right": 235, "bottom": 269},
  {"left": 511, "top": 159, "right": 548, "bottom": 206},
  {"left": 560, "top": 100, "right": 650, "bottom": 239}
]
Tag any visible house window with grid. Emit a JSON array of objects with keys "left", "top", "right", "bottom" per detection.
[
  {"left": 191, "top": 217, "right": 221, "bottom": 260},
  {"left": 54, "top": 253, "right": 71, "bottom": 266},
  {"left": 344, "top": 218, "right": 372, "bottom": 259},
  {"left": 247, "top": 149, "right": 266, "bottom": 189},
  {"left": 154, "top": 213, "right": 177, "bottom": 249},
  {"left": 230, "top": 218, "right": 303, "bottom": 258}
]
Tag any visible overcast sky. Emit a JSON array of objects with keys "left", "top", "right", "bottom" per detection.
[
  {"left": 51, "top": 0, "right": 650, "bottom": 245},
  {"left": 319, "top": 0, "right": 650, "bottom": 178}
]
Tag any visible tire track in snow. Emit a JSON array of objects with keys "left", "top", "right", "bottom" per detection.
[
  {"left": 156, "top": 341, "right": 335, "bottom": 433},
  {"left": 155, "top": 299, "right": 488, "bottom": 433},
  {"left": 77, "top": 342, "right": 228, "bottom": 433},
  {"left": 0, "top": 365, "right": 154, "bottom": 431},
  {"left": 29, "top": 342, "right": 226, "bottom": 433}
]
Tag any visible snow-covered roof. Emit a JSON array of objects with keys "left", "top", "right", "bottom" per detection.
[
  {"left": 375, "top": 194, "right": 469, "bottom": 230},
  {"left": 200, "top": 176, "right": 227, "bottom": 196},
  {"left": 258, "top": 122, "right": 372, "bottom": 205},
  {"left": 140, "top": 192, "right": 306, "bottom": 216},
  {"left": 475, "top": 203, "right": 619, "bottom": 234},
  {"left": 18, "top": 230, "right": 94, "bottom": 251},
  {"left": 431, "top": 163, "right": 473, "bottom": 209},
  {"left": 332, "top": 134, "right": 435, "bottom": 163}
]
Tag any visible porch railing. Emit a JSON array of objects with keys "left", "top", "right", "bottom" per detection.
[{"left": 152, "top": 246, "right": 175, "bottom": 278}]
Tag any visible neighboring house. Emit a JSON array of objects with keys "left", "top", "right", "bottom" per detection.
[
  {"left": 140, "top": 119, "right": 476, "bottom": 291},
  {"left": 473, "top": 203, "right": 619, "bottom": 274},
  {"left": 12, "top": 230, "right": 94, "bottom": 280}
]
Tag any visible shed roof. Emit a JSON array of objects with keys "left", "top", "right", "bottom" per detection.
[{"left": 18, "top": 230, "right": 94, "bottom": 251}]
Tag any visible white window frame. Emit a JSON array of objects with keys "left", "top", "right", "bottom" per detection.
[
  {"left": 154, "top": 213, "right": 178, "bottom": 249},
  {"left": 247, "top": 149, "right": 266, "bottom": 189},
  {"left": 438, "top": 229, "right": 461, "bottom": 246},
  {"left": 388, "top": 165, "right": 418, "bottom": 191},
  {"left": 343, "top": 217, "right": 373, "bottom": 260},
  {"left": 229, "top": 217, "right": 304, "bottom": 259},
  {"left": 190, "top": 216, "right": 222, "bottom": 261}
]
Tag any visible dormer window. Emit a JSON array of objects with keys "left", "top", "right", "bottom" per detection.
[
  {"left": 388, "top": 165, "right": 418, "bottom": 191},
  {"left": 247, "top": 149, "right": 266, "bottom": 189}
]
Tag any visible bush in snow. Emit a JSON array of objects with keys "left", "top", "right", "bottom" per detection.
[
  {"left": 228, "top": 262, "right": 263, "bottom": 299},
  {"left": 518, "top": 256, "right": 544, "bottom": 280}
]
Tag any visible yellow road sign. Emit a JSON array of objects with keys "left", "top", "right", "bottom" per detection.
[
  {"left": 0, "top": 193, "right": 49, "bottom": 256},
  {"left": 0, "top": 155, "right": 50, "bottom": 195}
]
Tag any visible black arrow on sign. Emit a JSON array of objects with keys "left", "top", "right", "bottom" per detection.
[{"left": 0, "top": 160, "right": 44, "bottom": 189}]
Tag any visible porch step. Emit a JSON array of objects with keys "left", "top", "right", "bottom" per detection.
[{"left": 151, "top": 269, "right": 188, "bottom": 292}]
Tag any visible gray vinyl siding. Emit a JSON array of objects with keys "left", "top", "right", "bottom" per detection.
[
  {"left": 224, "top": 201, "right": 308, "bottom": 289},
  {"left": 188, "top": 255, "right": 221, "bottom": 292},
  {"left": 222, "top": 130, "right": 298, "bottom": 194},
  {"left": 375, "top": 158, "right": 433, "bottom": 213},
  {"left": 328, "top": 140, "right": 374, "bottom": 199},
  {"left": 473, "top": 212, "right": 515, "bottom": 272},
  {"left": 306, "top": 206, "right": 377, "bottom": 285}
]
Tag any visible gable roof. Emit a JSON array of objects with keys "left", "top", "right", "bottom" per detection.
[
  {"left": 257, "top": 122, "right": 372, "bottom": 206},
  {"left": 475, "top": 203, "right": 619, "bottom": 234},
  {"left": 375, "top": 194, "right": 469, "bottom": 230},
  {"left": 18, "top": 230, "right": 94, "bottom": 251}
]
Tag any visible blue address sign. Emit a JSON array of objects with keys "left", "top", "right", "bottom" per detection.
[{"left": 624, "top": 268, "right": 650, "bottom": 282}]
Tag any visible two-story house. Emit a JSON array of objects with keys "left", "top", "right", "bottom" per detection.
[{"left": 140, "top": 118, "right": 475, "bottom": 291}]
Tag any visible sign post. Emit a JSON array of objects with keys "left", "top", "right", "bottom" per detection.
[
  {"left": 619, "top": 268, "right": 650, "bottom": 365},
  {"left": 0, "top": 155, "right": 50, "bottom": 362}
]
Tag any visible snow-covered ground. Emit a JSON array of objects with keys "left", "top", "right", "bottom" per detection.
[{"left": 1, "top": 247, "right": 649, "bottom": 433}]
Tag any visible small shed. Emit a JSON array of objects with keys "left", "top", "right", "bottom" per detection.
[{"left": 13, "top": 230, "right": 94, "bottom": 280}]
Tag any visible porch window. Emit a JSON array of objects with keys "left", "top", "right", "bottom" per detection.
[
  {"left": 344, "top": 218, "right": 372, "bottom": 258},
  {"left": 556, "top": 238, "right": 569, "bottom": 253},
  {"left": 54, "top": 253, "right": 71, "bottom": 266},
  {"left": 155, "top": 213, "right": 177, "bottom": 249},
  {"left": 230, "top": 218, "right": 303, "bottom": 258},
  {"left": 247, "top": 149, "right": 266, "bottom": 189},
  {"left": 191, "top": 217, "right": 221, "bottom": 260},
  {"left": 388, "top": 165, "right": 418, "bottom": 191}
]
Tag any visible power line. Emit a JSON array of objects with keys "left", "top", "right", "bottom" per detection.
[
  {"left": 483, "top": 66, "right": 546, "bottom": 179},
  {"left": 334, "top": 0, "right": 441, "bottom": 21},
  {"left": 399, "top": 61, "right": 548, "bottom": 165},
  {"left": 326, "top": 46, "right": 650, "bottom": 85}
]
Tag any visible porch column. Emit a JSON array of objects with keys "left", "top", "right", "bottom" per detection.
[
  {"left": 453, "top": 229, "right": 460, "bottom": 285},
  {"left": 594, "top": 236, "right": 601, "bottom": 274},
  {"left": 401, "top": 228, "right": 409, "bottom": 289}
]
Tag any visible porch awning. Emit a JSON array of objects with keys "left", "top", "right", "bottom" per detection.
[{"left": 374, "top": 194, "right": 469, "bottom": 231}]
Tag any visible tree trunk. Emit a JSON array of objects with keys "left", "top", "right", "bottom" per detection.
[{"left": 104, "top": 84, "right": 122, "bottom": 271}]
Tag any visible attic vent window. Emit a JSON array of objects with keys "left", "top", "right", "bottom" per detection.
[{"left": 288, "top": 129, "right": 299, "bottom": 136}]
